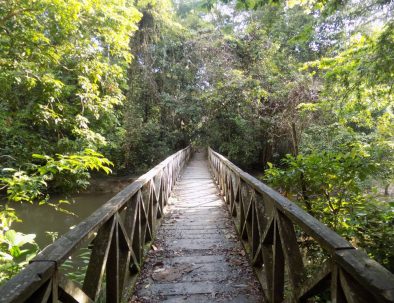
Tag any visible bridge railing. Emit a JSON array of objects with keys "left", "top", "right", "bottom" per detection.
[
  {"left": 208, "top": 147, "right": 394, "bottom": 303},
  {"left": 0, "top": 146, "right": 192, "bottom": 303}
]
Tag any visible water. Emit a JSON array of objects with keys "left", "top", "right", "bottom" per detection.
[{"left": 11, "top": 192, "right": 115, "bottom": 249}]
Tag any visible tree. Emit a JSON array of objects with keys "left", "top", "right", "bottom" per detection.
[
  {"left": 123, "top": 0, "right": 205, "bottom": 171},
  {"left": 0, "top": 0, "right": 141, "bottom": 282}
]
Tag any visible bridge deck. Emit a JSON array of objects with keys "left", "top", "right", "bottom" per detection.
[{"left": 132, "top": 151, "right": 263, "bottom": 302}]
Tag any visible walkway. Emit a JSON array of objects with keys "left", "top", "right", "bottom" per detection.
[{"left": 132, "top": 151, "right": 263, "bottom": 302}]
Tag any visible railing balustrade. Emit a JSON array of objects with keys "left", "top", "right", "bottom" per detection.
[
  {"left": 208, "top": 147, "right": 394, "bottom": 303},
  {"left": 0, "top": 146, "right": 192, "bottom": 303}
]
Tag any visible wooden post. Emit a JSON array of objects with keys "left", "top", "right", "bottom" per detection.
[
  {"left": 277, "top": 211, "right": 304, "bottom": 291},
  {"left": 331, "top": 265, "right": 346, "bottom": 303},
  {"left": 272, "top": 220, "right": 284, "bottom": 302},
  {"left": 83, "top": 218, "right": 115, "bottom": 300},
  {"left": 106, "top": 216, "right": 120, "bottom": 303}
]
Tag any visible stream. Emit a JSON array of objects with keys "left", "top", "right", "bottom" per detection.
[{"left": 11, "top": 192, "right": 116, "bottom": 250}]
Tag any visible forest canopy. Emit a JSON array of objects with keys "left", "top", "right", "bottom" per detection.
[{"left": 0, "top": 0, "right": 393, "bottom": 281}]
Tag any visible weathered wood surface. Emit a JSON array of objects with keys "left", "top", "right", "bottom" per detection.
[
  {"left": 0, "top": 146, "right": 192, "bottom": 303},
  {"left": 208, "top": 147, "right": 394, "bottom": 303},
  {"left": 133, "top": 151, "right": 263, "bottom": 302}
]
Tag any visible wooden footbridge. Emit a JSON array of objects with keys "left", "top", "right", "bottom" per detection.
[{"left": 0, "top": 147, "right": 393, "bottom": 302}]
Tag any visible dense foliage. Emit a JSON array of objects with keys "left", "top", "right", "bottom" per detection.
[
  {"left": 0, "top": 0, "right": 393, "bottom": 282},
  {"left": 0, "top": 0, "right": 140, "bottom": 282}
]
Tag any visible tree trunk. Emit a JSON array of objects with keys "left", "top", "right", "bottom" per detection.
[
  {"left": 290, "top": 122, "right": 312, "bottom": 214},
  {"left": 385, "top": 184, "right": 390, "bottom": 196}
]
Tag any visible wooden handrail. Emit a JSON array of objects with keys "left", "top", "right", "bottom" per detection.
[
  {"left": 208, "top": 147, "right": 394, "bottom": 303},
  {"left": 0, "top": 146, "right": 192, "bottom": 303}
]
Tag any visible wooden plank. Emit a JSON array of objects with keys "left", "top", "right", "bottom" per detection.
[
  {"left": 334, "top": 249, "right": 394, "bottom": 302},
  {"left": 245, "top": 193, "right": 255, "bottom": 241},
  {"left": 116, "top": 213, "right": 134, "bottom": 295},
  {"left": 143, "top": 185, "right": 153, "bottom": 242},
  {"left": 261, "top": 214, "right": 274, "bottom": 298},
  {"left": 0, "top": 261, "right": 55, "bottom": 303},
  {"left": 106, "top": 217, "right": 120, "bottom": 303},
  {"left": 117, "top": 213, "right": 133, "bottom": 253},
  {"left": 276, "top": 210, "right": 304, "bottom": 290},
  {"left": 124, "top": 192, "right": 140, "bottom": 273},
  {"left": 239, "top": 182, "right": 249, "bottom": 240},
  {"left": 50, "top": 269, "right": 59, "bottom": 303},
  {"left": 261, "top": 244, "right": 273, "bottom": 300},
  {"left": 331, "top": 265, "right": 346, "bottom": 303},
  {"left": 157, "top": 180, "right": 164, "bottom": 218},
  {"left": 262, "top": 216, "right": 274, "bottom": 245},
  {"left": 82, "top": 217, "right": 115, "bottom": 300},
  {"left": 149, "top": 184, "right": 158, "bottom": 231},
  {"left": 251, "top": 200, "right": 261, "bottom": 261},
  {"left": 231, "top": 183, "right": 239, "bottom": 217},
  {"left": 30, "top": 279, "right": 52, "bottom": 303},
  {"left": 271, "top": 220, "right": 284, "bottom": 303},
  {"left": 297, "top": 260, "right": 331, "bottom": 301},
  {"left": 241, "top": 192, "right": 253, "bottom": 241},
  {"left": 58, "top": 274, "right": 93, "bottom": 303},
  {"left": 139, "top": 192, "right": 148, "bottom": 259},
  {"left": 132, "top": 192, "right": 143, "bottom": 264},
  {"left": 339, "top": 268, "right": 375, "bottom": 303}
]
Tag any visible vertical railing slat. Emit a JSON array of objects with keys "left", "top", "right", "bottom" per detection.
[{"left": 106, "top": 216, "right": 120, "bottom": 303}]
